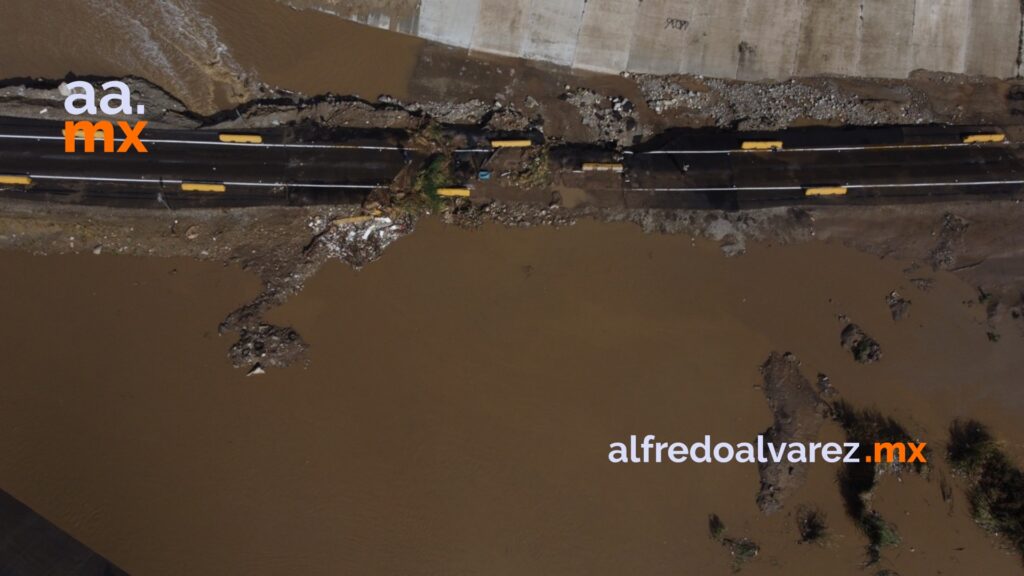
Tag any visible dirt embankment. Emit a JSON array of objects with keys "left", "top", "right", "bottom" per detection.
[{"left": 756, "top": 352, "right": 829, "bottom": 514}]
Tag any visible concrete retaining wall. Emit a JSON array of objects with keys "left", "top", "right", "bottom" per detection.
[{"left": 298, "top": 0, "right": 1024, "bottom": 80}]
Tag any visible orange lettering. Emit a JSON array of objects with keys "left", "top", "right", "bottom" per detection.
[{"left": 117, "top": 121, "right": 147, "bottom": 153}]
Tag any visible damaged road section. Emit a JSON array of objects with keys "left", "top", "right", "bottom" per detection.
[{"left": 220, "top": 212, "right": 415, "bottom": 372}]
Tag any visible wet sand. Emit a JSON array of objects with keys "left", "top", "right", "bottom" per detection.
[{"left": 0, "top": 219, "right": 1021, "bottom": 575}]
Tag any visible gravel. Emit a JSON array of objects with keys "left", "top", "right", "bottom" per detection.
[{"left": 638, "top": 75, "right": 933, "bottom": 130}]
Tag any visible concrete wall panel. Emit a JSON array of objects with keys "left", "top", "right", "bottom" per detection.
[
  {"left": 965, "top": 0, "right": 1020, "bottom": 78},
  {"left": 912, "top": 0, "right": 971, "bottom": 74},
  {"left": 737, "top": 0, "right": 803, "bottom": 80},
  {"left": 682, "top": 0, "right": 746, "bottom": 78},
  {"left": 573, "top": 0, "right": 639, "bottom": 72},
  {"left": 394, "top": 0, "right": 1024, "bottom": 80},
  {"left": 796, "top": 0, "right": 863, "bottom": 76},
  {"left": 523, "top": 0, "right": 586, "bottom": 66},
  {"left": 470, "top": 0, "right": 530, "bottom": 58},
  {"left": 626, "top": 0, "right": 698, "bottom": 74},
  {"left": 858, "top": 0, "right": 915, "bottom": 78},
  {"left": 417, "top": 0, "right": 481, "bottom": 48}
]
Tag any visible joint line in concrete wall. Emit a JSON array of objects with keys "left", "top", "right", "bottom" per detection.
[{"left": 1017, "top": 0, "right": 1024, "bottom": 77}]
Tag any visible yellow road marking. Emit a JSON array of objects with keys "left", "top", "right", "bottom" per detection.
[
  {"left": 181, "top": 182, "right": 226, "bottom": 193},
  {"left": 0, "top": 175, "right": 31, "bottom": 185},
  {"left": 61, "top": 128, "right": 87, "bottom": 139},
  {"left": 219, "top": 133, "right": 264, "bottom": 144},
  {"left": 437, "top": 187, "right": 471, "bottom": 197},
  {"left": 490, "top": 139, "right": 533, "bottom": 149},
  {"left": 332, "top": 215, "right": 374, "bottom": 226},
  {"left": 805, "top": 186, "right": 848, "bottom": 197},
  {"left": 741, "top": 140, "right": 784, "bottom": 151},
  {"left": 963, "top": 133, "right": 1006, "bottom": 144}
]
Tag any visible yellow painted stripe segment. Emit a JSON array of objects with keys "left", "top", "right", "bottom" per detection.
[
  {"left": 219, "top": 133, "right": 264, "bottom": 144},
  {"left": 0, "top": 175, "right": 31, "bottom": 185},
  {"left": 490, "top": 140, "right": 533, "bottom": 149},
  {"left": 181, "top": 183, "right": 226, "bottom": 193},
  {"left": 437, "top": 187, "right": 471, "bottom": 198},
  {"left": 332, "top": 215, "right": 374, "bottom": 226},
  {"left": 741, "top": 141, "right": 784, "bottom": 151},
  {"left": 61, "top": 128, "right": 87, "bottom": 139},
  {"left": 963, "top": 133, "right": 1006, "bottom": 144},
  {"left": 582, "top": 162, "right": 624, "bottom": 173},
  {"left": 805, "top": 186, "right": 848, "bottom": 197}
]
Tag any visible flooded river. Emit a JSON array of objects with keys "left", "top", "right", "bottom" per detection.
[
  {"left": 1, "top": 219, "right": 1022, "bottom": 575},
  {"left": 0, "top": 0, "right": 423, "bottom": 113},
  {"left": 0, "top": 1, "right": 1022, "bottom": 573}
]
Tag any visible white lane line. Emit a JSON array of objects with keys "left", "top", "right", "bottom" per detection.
[
  {"left": 0, "top": 134, "right": 408, "bottom": 152},
  {"left": 628, "top": 179, "right": 1024, "bottom": 192},
  {"left": 629, "top": 185, "right": 803, "bottom": 192},
  {"left": 28, "top": 174, "right": 383, "bottom": 189},
  {"left": 636, "top": 142, "right": 1011, "bottom": 155},
  {"left": 845, "top": 179, "right": 1024, "bottom": 189}
]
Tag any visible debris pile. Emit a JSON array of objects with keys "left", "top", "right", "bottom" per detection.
[
  {"left": 307, "top": 214, "right": 415, "bottom": 269},
  {"left": 562, "top": 87, "right": 642, "bottom": 144},
  {"left": 886, "top": 291, "right": 912, "bottom": 321},
  {"left": 638, "top": 75, "right": 933, "bottom": 130},
  {"left": 228, "top": 323, "right": 307, "bottom": 370}
]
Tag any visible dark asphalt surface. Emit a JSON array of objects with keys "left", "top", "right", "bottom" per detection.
[
  {"left": 0, "top": 119, "right": 1021, "bottom": 209},
  {"left": 626, "top": 125, "right": 1024, "bottom": 209},
  {"left": 0, "top": 119, "right": 416, "bottom": 208}
]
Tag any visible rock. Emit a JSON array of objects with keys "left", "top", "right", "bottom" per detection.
[
  {"left": 247, "top": 364, "right": 266, "bottom": 377},
  {"left": 840, "top": 323, "right": 883, "bottom": 363},
  {"left": 929, "top": 213, "right": 969, "bottom": 270},
  {"left": 886, "top": 291, "right": 911, "bottom": 321},
  {"left": 228, "top": 324, "right": 307, "bottom": 370}
]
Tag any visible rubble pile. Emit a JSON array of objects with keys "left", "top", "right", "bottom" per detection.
[
  {"left": 562, "top": 87, "right": 643, "bottom": 145},
  {"left": 639, "top": 75, "right": 934, "bottom": 130}
]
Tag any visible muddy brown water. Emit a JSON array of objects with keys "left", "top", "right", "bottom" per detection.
[
  {"left": 1, "top": 3, "right": 1023, "bottom": 572},
  {"left": 1, "top": 218, "right": 1022, "bottom": 575},
  {"left": 0, "top": 0, "right": 422, "bottom": 113}
]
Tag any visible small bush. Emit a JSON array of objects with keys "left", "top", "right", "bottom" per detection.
[
  {"left": 708, "top": 513, "right": 726, "bottom": 542},
  {"left": 831, "top": 401, "right": 923, "bottom": 564},
  {"left": 948, "top": 420, "right": 1024, "bottom": 557},
  {"left": 724, "top": 538, "right": 760, "bottom": 571},
  {"left": 948, "top": 419, "right": 996, "bottom": 475},
  {"left": 413, "top": 154, "right": 453, "bottom": 205},
  {"left": 707, "top": 513, "right": 759, "bottom": 572},
  {"left": 861, "top": 513, "right": 901, "bottom": 565},
  {"left": 797, "top": 507, "right": 828, "bottom": 544}
]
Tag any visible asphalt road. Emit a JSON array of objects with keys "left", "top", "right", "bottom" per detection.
[
  {"left": 626, "top": 125, "right": 1024, "bottom": 209},
  {"left": 0, "top": 119, "right": 416, "bottom": 208},
  {"left": 0, "top": 119, "right": 1021, "bottom": 210}
]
